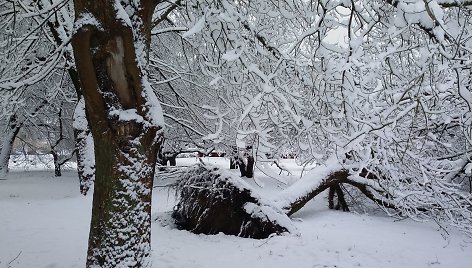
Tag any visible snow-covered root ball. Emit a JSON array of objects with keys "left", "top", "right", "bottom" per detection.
[{"left": 172, "top": 164, "right": 295, "bottom": 239}]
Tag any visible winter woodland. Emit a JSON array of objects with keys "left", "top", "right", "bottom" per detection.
[{"left": 0, "top": 0, "right": 471, "bottom": 267}]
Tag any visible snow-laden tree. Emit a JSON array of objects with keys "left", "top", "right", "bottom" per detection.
[
  {"left": 163, "top": 0, "right": 472, "bottom": 236},
  {"left": 0, "top": 0, "right": 94, "bottom": 183},
  {"left": 161, "top": 1, "right": 313, "bottom": 182},
  {"left": 273, "top": 0, "right": 472, "bottom": 235},
  {"left": 0, "top": 93, "right": 48, "bottom": 176},
  {"left": 10, "top": 75, "right": 76, "bottom": 176},
  {"left": 149, "top": 21, "right": 220, "bottom": 165},
  {"left": 0, "top": 0, "right": 52, "bottom": 175},
  {"left": 2, "top": 0, "right": 472, "bottom": 266}
]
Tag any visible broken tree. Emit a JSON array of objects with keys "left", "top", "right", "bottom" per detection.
[{"left": 173, "top": 164, "right": 295, "bottom": 239}]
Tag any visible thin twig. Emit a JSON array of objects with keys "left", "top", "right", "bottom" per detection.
[{"left": 7, "top": 250, "right": 22, "bottom": 267}]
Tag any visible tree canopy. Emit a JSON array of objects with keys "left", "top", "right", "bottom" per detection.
[{"left": 0, "top": 0, "right": 471, "bottom": 266}]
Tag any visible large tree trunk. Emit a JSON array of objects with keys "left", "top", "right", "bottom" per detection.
[
  {"left": 71, "top": 1, "right": 161, "bottom": 266},
  {"left": 274, "top": 165, "right": 397, "bottom": 216},
  {"left": 282, "top": 170, "right": 350, "bottom": 216}
]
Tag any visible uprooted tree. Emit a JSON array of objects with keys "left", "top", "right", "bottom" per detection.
[
  {"left": 164, "top": 0, "right": 472, "bottom": 239},
  {"left": 2, "top": 0, "right": 472, "bottom": 266},
  {"left": 172, "top": 159, "right": 471, "bottom": 239},
  {"left": 173, "top": 164, "right": 295, "bottom": 239}
]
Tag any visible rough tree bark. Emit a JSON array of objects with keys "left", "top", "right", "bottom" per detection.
[
  {"left": 68, "top": 68, "right": 96, "bottom": 190},
  {"left": 71, "top": 1, "right": 162, "bottom": 267},
  {"left": 173, "top": 164, "right": 295, "bottom": 239}
]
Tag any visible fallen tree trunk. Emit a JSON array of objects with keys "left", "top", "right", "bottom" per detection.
[
  {"left": 273, "top": 163, "right": 397, "bottom": 216},
  {"left": 172, "top": 164, "right": 295, "bottom": 239},
  {"left": 275, "top": 164, "right": 472, "bottom": 238},
  {"left": 172, "top": 160, "right": 472, "bottom": 239},
  {"left": 273, "top": 163, "right": 348, "bottom": 216},
  {"left": 281, "top": 170, "right": 350, "bottom": 216},
  {"left": 171, "top": 163, "right": 383, "bottom": 239}
]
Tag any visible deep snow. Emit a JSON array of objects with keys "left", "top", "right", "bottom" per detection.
[{"left": 0, "top": 157, "right": 470, "bottom": 268}]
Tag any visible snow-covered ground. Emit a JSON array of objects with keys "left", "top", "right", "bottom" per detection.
[{"left": 0, "top": 157, "right": 470, "bottom": 268}]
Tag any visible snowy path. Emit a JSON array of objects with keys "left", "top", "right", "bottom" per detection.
[{"left": 0, "top": 162, "right": 470, "bottom": 268}]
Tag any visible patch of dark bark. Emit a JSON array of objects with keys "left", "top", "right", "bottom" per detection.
[{"left": 172, "top": 164, "right": 293, "bottom": 239}]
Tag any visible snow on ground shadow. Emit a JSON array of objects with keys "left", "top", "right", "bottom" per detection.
[{"left": 0, "top": 157, "right": 470, "bottom": 268}]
